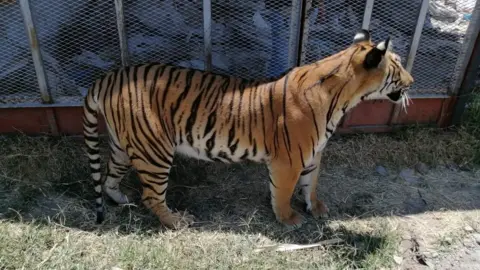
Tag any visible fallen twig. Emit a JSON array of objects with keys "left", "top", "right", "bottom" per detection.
[{"left": 253, "top": 238, "right": 344, "bottom": 252}]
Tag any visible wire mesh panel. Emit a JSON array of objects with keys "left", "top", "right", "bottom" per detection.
[
  {"left": 211, "top": 0, "right": 300, "bottom": 79},
  {"left": 124, "top": 0, "right": 204, "bottom": 69},
  {"left": 369, "top": 0, "right": 421, "bottom": 66},
  {"left": 29, "top": 0, "right": 122, "bottom": 104},
  {"left": 411, "top": 0, "right": 477, "bottom": 94},
  {"left": 301, "top": 0, "right": 366, "bottom": 65},
  {"left": 0, "top": 1, "right": 41, "bottom": 106}
]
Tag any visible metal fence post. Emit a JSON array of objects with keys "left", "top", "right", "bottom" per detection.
[
  {"left": 203, "top": 0, "right": 212, "bottom": 71},
  {"left": 114, "top": 0, "right": 129, "bottom": 67},
  {"left": 390, "top": 0, "right": 429, "bottom": 125},
  {"left": 451, "top": 3, "right": 480, "bottom": 125},
  {"left": 299, "top": 0, "right": 312, "bottom": 65},
  {"left": 449, "top": 1, "right": 480, "bottom": 95},
  {"left": 19, "top": 0, "right": 52, "bottom": 104},
  {"left": 288, "top": 0, "right": 303, "bottom": 68},
  {"left": 405, "top": 0, "right": 429, "bottom": 72},
  {"left": 361, "top": 0, "right": 375, "bottom": 30}
]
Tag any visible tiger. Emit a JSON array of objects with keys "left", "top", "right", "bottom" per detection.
[{"left": 82, "top": 29, "right": 414, "bottom": 229}]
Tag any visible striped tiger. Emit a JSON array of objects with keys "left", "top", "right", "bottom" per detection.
[{"left": 83, "top": 29, "right": 414, "bottom": 229}]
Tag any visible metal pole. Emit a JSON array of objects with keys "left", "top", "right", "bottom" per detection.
[
  {"left": 299, "top": 0, "right": 312, "bottom": 65},
  {"left": 288, "top": 0, "right": 303, "bottom": 68},
  {"left": 390, "top": 0, "right": 428, "bottom": 125},
  {"left": 405, "top": 0, "right": 429, "bottom": 72},
  {"left": 451, "top": 5, "right": 480, "bottom": 125},
  {"left": 361, "top": 0, "right": 375, "bottom": 30},
  {"left": 449, "top": 1, "right": 480, "bottom": 95},
  {"left": 203, "top": 0, "right": 212, "bottom": 71},
  {"left": 19, "top": 0, "right": 52, "bottom": 104},
  {"left": 114, "top": 0, "right": 129, "bottom": 67}
]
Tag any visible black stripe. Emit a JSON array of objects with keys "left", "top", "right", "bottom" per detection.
[
  {"left": 303, "top": 91, "right": 320, "bottom": 140},
  {"left": 310, "top": 137, "right": 315, "bottom": 158},
  {"left": 90, "top": 167, "right": 102, "bottom": 174},
  {"left": 204, "top": 112, "right": 217, "bottom": 137},
  {"left": 84, "top": 99, "right": 98, "bottom": 116},
  {"left": 141, "top": 181, "right": 167, "bottom": 197},
  {"left": 170, "top": 69, "right": 196, "bottom": 122},
  {"left": 282, "top": 75, "right": 292, "bottom": 152},
  {"left": 298, "top": 145, "right": 305, "bottom": 168},
  {"left": 87, "top": 147, "right": 100, "bottom": 155},
  {"left": 84, "top": 134, "right": 99, "bottom": 142},
  {"left": 161, "top": 67, "right": 177, "bottom": 108},
  {"left": 301, "top": 165, "right": 317, "bottom": 176},
  {"left": 185, "top": 91, "right": 204, "bottom": 145},
  {"left": 269, "top": 176, "right": 277, "bottom": 188},
  {"left": 83, "top": 118, "right": 97, "bottom": 129},
  {"left": 206, "top": 131, "right": 216, "bottom": 152}
]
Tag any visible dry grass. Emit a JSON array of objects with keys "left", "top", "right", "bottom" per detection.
[{"left": 0, "top": 123, "right": 480, "bottom": 269}]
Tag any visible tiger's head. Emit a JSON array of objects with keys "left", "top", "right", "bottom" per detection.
[{"left": 349, "top": 29, "right": 414, "bottom": 108}]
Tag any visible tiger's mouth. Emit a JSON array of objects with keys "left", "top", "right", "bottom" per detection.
[
  {"left": 387, "top": 88, "right": 411, "bottom": 112},
  {"left": 387, "top": 90, "right": 402, "bottom": 102}
]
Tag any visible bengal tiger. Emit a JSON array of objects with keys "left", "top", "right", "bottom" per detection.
[{"left": 83, "top": 29, "right": 414, "bottom": 229}]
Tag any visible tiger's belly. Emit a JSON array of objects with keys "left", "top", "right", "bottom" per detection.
[{"left": 174, "top": 142, "right": 266, "bottom": 164}]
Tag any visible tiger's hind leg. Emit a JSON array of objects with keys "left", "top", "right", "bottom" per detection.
[
  {"left": 298, "top": 152, "right": 329, "bottom": 218},
  {"left": 268, "top": 160, "right": 305, "bottom": 229},
  {"left": 102, "top": 139, "right": 131, "bottom": 205},
  {"left": 133, "top": 155, "right": 195, "bottom": 229}
]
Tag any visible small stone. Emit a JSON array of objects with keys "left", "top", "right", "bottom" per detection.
[
  {"left": 393, "top": 255, "right": 403, "bottom": 265},
  {"left": 473, "top": 233, "right": 480, "bottom": 245},
  {"left": 415, "top": 162, "right": 429, "bottom": 175},
  {"left": 464, "top": 225, "right": 474, "bottom": 232},
  {"left": 446, "top": 162, "right": 459, "bottom": 171},
  {"left": 376, "top": 165, "right": 388, "bottom": 176},
  {"left": 426, "top": 261, "right": 435, "bottom": 269},
  {"left": 400, "top": 168, "right": 421, "bottom": 183},
  {"left": 404, "top": 196, "right": 427, "bottom": 214},
  {"left": 464, "top": 238, "right": 474, "bottom": 247},
  {"left": 399, "top": 239, "right": 412, "bottom": 254},
  {"left": 443, "top": 237, "right": 453, "bottom": 245}
]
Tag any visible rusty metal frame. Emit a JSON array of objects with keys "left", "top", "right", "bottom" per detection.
[{"left": 19, "top": 0, "right": 52, "bottom": 104}]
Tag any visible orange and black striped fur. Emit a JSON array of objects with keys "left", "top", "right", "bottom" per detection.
[{"left": 83, "top": 29, "right": 414, "bottom": 229}]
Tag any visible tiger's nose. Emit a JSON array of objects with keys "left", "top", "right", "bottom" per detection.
[{"left": 405, "top": 73, "right": 414, "bottom": 87}]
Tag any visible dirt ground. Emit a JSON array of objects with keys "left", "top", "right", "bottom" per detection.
[{"left": 0, "top": 131, "right": 479, "bottom": 269}]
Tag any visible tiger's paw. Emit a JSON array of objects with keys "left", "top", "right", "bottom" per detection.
[
  {"left": 162, "top": 211, "right": 195, "bottom": 230},
  {"left": 306, "top": 199, "right": 329, "bottom": 219},
  {"left": 278, "top": 211, "right": 305, "bottom": 229}
]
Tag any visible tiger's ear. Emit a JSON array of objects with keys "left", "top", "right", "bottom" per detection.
[
  {"left": 363, "top": 37, "right": 391, "bottom": 69},
  {"left": 353, "top": 29, "right": 371, "bottom": 44}
]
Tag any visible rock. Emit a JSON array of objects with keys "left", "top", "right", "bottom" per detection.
[
  {"left": 473, "top": 233, "right": 480, "bottom": 245},
  {"left": 445, "top": 162, "right": 460, "bottom": 171},
  {"left": 393, "top": 255, "right": 403, "bottom": 265},
  {"left": 376, "top": 165, "right": 388, "bottom": 176},
  {"left": 443, "top": 236, "right": 453, "bottom": 245},
  {"left": 415, "top": 162, "right": 429, "bottom": 175},
  {"left": 463, "top": 238, "right": 475, "bottom": 248},
  {"left": 400, "top": 168, "right": 421, "bottom": 183},
  {"left": 464, "top": 225, "right": 474, "bottom": 232},
  {"left": 398, "top": 239, "right": 413, "bottom": 254},
  {"left": 404, "top": 196, "right": 427, "bottom": 214}
]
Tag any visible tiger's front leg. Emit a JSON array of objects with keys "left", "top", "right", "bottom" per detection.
[
  {"left": 299, "top": 152, "right": 329, "bottom": 218},
  {"left": 268, "top": 160, "right": 305, "bottom": 228}
]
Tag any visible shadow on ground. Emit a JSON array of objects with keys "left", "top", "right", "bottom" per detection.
[{"left": 0, "top": 134, "right": 479, "bottom": 266}]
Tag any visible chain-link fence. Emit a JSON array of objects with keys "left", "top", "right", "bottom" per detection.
[{"left": 0, "top": 0, "right": 479, "bottom": 107}]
